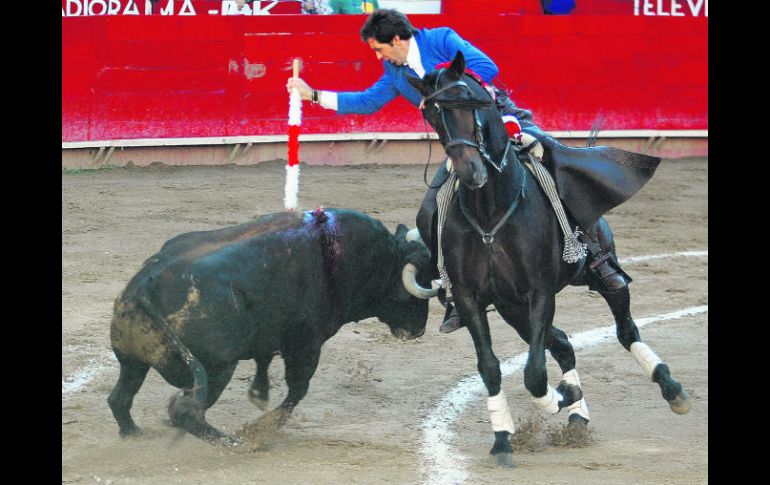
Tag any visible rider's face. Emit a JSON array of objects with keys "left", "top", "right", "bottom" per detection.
[{"left": 367, "top": 36, "right": 408, "bottom": 65}]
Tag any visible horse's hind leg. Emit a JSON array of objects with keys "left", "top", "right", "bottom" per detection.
[
  {"left": 547, "top": 326, "right": 590, "bottom": 425},
  {"left": 600, "top": 284, "right": 691, "bottom": 414},
  {"left": 107, "top": 349, "right": 150, "bottom": 438}
]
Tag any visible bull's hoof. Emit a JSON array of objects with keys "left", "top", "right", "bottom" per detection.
[
  {"left": 667, "top": 389, "right": 692, "bottom": 415},
  {"left": 255, "top": 408, "right": 290, "bottom": 431},
  {"left": 248, "top": 389, "right": 269, "bottom": 411},
  {"left": 212, "top": 434, "right": 243, "bottom": 448},
  {"left": 492, "top": 452, "right": 516, "bottom": 468},
  {"left": 118, "top": 425, "right": 142, "bottom": 438},
  {"left": 392, "top": 328, "right": 419, "bottom": 341}
]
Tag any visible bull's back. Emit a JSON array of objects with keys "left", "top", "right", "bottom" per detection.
[
  {"left": 158, "top": 212, "right": 307, "bottom": 261},
  {"left": 112, "top": 209, "right": 374, "bottom": 364},
  {"left": 122, "top": 212, "right": 306, "bottom": 297}
]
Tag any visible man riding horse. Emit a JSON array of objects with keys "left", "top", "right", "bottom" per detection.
[
  {"left": 404, "top": 52, "right": 686, "bottom": 469},
  {"left": 286, "top": 8, "right": 633, "bottom": 333}
]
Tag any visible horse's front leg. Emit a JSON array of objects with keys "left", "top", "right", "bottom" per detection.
[
  {"left": 454, "top": 291, "right": 516, "bottom": 468},
  {"left": 525, "top": 293, "right": 584, "bottom": 414},
  {"left": 497, "top": 301, "right": 591, "bottom": 426},
  {"left": 547, "top": 326, "right": 590, "bottom": 426}
]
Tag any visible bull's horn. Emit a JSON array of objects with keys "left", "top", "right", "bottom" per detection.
[
  {"left": 406, "top": 228, "right": 422, "bottom": 243},
  {"left": 402, "top": 263, "right": 438, "bottom": 299}
]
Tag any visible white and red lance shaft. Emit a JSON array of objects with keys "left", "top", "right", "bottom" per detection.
[{"left": 285, "top": 58, "right": 302, "bottom": 211}]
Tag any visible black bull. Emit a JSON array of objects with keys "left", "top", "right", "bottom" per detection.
[{"left": 108, "top": 208, "right": 436, "bottom": 443}]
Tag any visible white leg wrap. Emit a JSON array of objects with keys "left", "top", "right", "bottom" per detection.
[
  {"left": 531, "top": 385, "right": 563, "bottom": 415},
  {"left": 487, "top": 391, "right": 516, "bottom": 434},
  {"left": 561, "top": 370, "right": 590, "bottom": 420},
  {"left": 630, "top": 342, "right": 663, "bottom": 381}
]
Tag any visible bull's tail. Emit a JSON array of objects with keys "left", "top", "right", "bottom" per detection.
[{"left": 136, "top": 294, "right": 208, "bottom": 404}]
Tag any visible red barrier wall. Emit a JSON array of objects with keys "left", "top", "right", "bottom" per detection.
[{"left": 61, "top": 6, "right": 707, "bottom": 143}]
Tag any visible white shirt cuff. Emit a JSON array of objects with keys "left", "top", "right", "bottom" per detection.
[{"left": 318, "top": 91, "right": 338, "bottom": 111}]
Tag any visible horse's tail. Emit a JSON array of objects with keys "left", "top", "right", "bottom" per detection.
[{"left": 586, "top": 112, "right": 605, "bottom": 148}]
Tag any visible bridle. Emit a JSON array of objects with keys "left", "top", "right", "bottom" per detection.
[
  {"left": 422, "top": 69, "right": 528, "bottom": 262},
  {"left": 422, "top": 69, "right": 512, "bottom": 173}
]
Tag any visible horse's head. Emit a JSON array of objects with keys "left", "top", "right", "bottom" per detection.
[{"left": 407, "top": 51, "right": 510, "bottom": 190}]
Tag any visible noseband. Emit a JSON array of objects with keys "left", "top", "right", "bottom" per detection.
[{"left": 422, "top": 70, "right": 511, "bottom": 172}]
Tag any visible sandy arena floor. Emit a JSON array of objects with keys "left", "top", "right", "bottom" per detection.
[{"left": 62, "top": 157, "right": 707, "bottom": 484}]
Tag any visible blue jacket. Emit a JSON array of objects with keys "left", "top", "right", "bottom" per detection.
[{"left": 337, "top": 27, "right": 498, "bottom": 115}]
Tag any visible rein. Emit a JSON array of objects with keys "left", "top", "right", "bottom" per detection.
[{"left": 421, "top": 116, "right": 450, "bottom": 189}]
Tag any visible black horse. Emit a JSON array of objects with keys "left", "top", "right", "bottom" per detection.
[{"left": 407, "top": 52, "right": 691, "bottom": 468}]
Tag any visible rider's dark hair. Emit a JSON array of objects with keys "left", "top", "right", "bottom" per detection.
[{"left": 360, "top": 9, "right": 417, "bottom": 43}]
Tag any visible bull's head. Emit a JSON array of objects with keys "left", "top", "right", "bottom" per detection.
[{"left": 377, "top": 224, "right": 437, "bottom": 340}]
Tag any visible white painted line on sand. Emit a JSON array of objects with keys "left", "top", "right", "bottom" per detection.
[
  {"left": 62, "top": 352, "right": 115, "bottom": 400},
  {"left": 619, "top": 250, "right": 708, "bottom": 264}
]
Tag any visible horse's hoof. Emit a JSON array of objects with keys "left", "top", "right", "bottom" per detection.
[
  {"left": 667, "top": 389, "right": 691, "bottom": 415},
  {"left": 493, "top": 452, "right": 516, "bottom": 468},
  {"left": 567, "top": 414, "right": 589, "bottom": 427},
  {"left": 248, "top": 389, "right": 268, "bottom": 411}
]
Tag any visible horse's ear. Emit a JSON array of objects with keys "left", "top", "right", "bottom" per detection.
[
  {"left": 448, "top": 50, "right": 465, "bottom": 78},
  {"left": 406, "top": 74, "right": 427, "bottom": 95}
]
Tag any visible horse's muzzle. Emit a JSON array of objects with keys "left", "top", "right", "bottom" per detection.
[
  {"left": 461, "top": 168, "right": 487, "bottom": 189},
  {"left": 471, "top": 171, "right": 487, "bottom": 189},
  {"left": 449, "top": 153, "right": 487, "bottom": 188}
]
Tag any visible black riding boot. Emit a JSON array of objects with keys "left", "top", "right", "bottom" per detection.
[
  {"left": 440, "top": 304, "right": 462, "bottom": 333},
  {"left": 584, "top": 236, "right": 631, "bottom": 292},
  {"left": 437, "top": 287, "right": 463, "bottom": 333},
  {"left": 588, "top": 253, "right": 628, "bottom": 291}
]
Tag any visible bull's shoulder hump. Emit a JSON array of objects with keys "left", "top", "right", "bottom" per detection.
[{"left": 325, "top": 208, "right": 390, "bottom": 233}]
